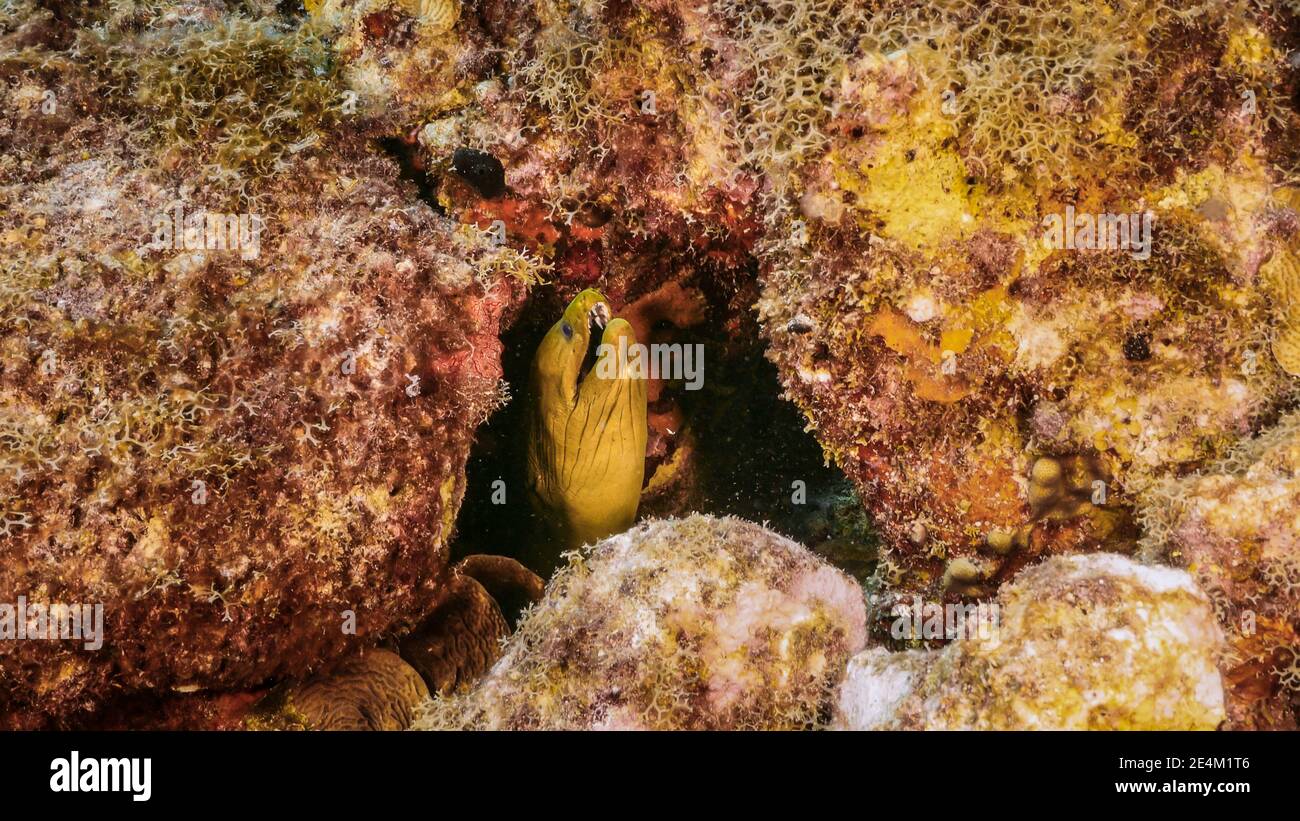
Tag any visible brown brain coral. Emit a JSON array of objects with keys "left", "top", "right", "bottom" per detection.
[
  {"left": 0, "top": 3, "right": 540, "bottom": 727},
  {"left": 415, "top": 514, "right": 868, "bottom": 730},
  {"left": 283, "top": 648, "right": 430, "bottom": 731},
  {"left": 398, "top": 569, "right": 510, "bottom": 695}
]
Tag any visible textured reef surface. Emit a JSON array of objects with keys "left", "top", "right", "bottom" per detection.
[
  {"left": 1140, "top": 411, "right": 1300, "bottom": 729},
  {"left": 834, "top": 554, "right": 1226, "bottom": 730},
  {"left": 0, "top": 0, "right": 542, "bottom": 727},
  {"left": 755, "top": 0, "right": 1300, "bottom": 606},
  {"left": 416, "top": 515, "right": 867, "bottom": 730},
  {"left": 1, "top": 0, "right": 1299, "bottom": 729}
]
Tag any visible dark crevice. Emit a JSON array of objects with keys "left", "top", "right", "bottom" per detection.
[{"left": 377, "top": 135, "right": 443, "bottom": 212}]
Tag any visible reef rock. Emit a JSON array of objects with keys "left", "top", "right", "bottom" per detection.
[
  {"left": 416, "top": 515, "right": 868, "bottom": 730},
  {"left": 1140, "top": 411, "right": 1300, "bottom": 729},
  {"left": 0, "top": 2, "right": 542, "bottom": 726},
  {"left": 335, "top": 0, "right": 1300, "bottom": 607},
  {"left": 752, "top": 0, "right": 1300, "bottom": 599},
  {"left": 833, "top": 554, "right": 1226, "bottom": 730}
]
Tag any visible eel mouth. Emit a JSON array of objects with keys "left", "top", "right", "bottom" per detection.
[{"left": 575, "top": 301, "right": 610, "bottom": 399}]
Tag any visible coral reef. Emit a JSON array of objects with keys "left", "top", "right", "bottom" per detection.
[
  {"left": 1139, "top": 411, "right": 1300, "bottom": 729},
  {"left": 833, "top": 554, "right": 1227, "bottom": 730},
  {"left": 121, "top": 15, "right": 344, "bottom": 202},
  {"left": 357, "top": 0, "right": 768, "bottom": 498},
  {"left": 3, "top": 0, "right": 1298, "bottom": 732},
  {"left": 83, "top": 553, "right": 538, "bottom": 729},
  {"left": 416, "top": 515, "right": 867, "bottom": 730},
  {"left": 455, "top": 553, "right": 545, "bottom": 628},
  {"left": 389, "top": 0, "right": 1300, "bottom": 614}
]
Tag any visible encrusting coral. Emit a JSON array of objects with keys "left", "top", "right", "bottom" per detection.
[
  {"left": 249, "top": 553, "right": 537, "bottom": 729},
  {"left": 833, "top": 554, "right": 1227, "bottom": 730},
  {"left": 753, "top": 0, "right": 1300, "bottom": 600},
  {"left": 306, "top": 0, "right": 765, "bottom": 502},
  {"left": 1139, "top": 410, "right": 1300, "bottom": 729},
  {"left": 415, "top": 515, "right": 867, "bottom": 730},
  {"left": 375, "top": 0, "right": 1300, "bottom": 613},
  {"left": 0, "top": 0, "right": 545, "bottom": 727},
  {"left": 115, "top": 15, "right": 344, "bottom": 203}
]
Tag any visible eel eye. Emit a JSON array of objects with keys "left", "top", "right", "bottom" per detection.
[{"left": 561, "top": 321, "right": 573, "bottom": 340}]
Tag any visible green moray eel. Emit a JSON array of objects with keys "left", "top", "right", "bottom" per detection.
[{"left": 522, "top": 289, "right": 647, "bottom": 574}]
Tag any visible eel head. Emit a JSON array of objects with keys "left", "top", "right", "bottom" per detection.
[{"left": 524, "top": 288, "right": 648, "bottom": 572}]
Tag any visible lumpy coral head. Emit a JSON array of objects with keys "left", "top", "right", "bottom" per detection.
[
  {"left": 398, "top": 571, "right": 510, "bottom": 696},
  {"left": 282, "top": 649, "right": 430, "bottom": 731},
  {"left": 834, "top": 554, "right": 1227, "bottom": 730},
  {"left": 0, "top": 1, "right": 543, "bottom": 727},
  {"left": 415, "top": 515, "right": 868, "bottom": 730},
  {"left": 1139, "top": 410, "right": 1300, "bottom": 728},
  {"left": 524, "top": 289, "right": 647, "bottom": 574}
]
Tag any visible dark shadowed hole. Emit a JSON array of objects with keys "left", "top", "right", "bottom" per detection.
[{"left": 449, "top": 293, "right": 877, "bottom": 588}]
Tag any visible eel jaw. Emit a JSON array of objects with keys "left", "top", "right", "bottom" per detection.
[{"left": 575, "top": 301, "right": 611, "bottom": 403}]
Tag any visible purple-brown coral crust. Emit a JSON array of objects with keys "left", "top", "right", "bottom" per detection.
[{"left": 0, "top": 0, "right": 537, "bottom": 727}]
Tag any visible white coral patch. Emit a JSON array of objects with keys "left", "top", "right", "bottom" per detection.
[
  {"left": 903, "top": 291, "right": 939, "bottom": 323},
  {"left": 1009, "top": 309, "right": 1066, "bottom": 370},
  {"left": 831, "top": 647, "right": 923, "bottom": 731}
]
